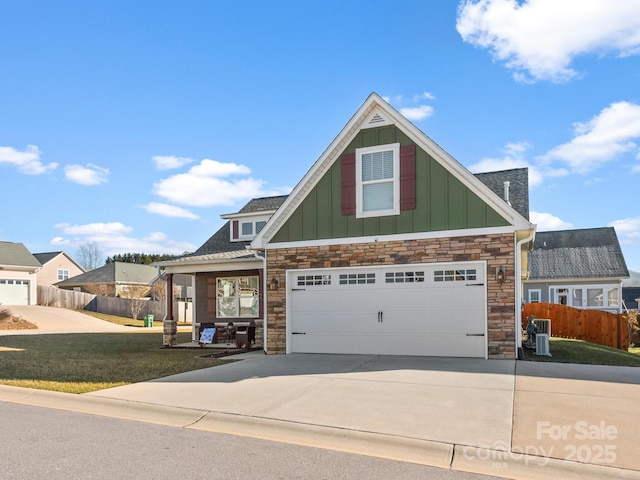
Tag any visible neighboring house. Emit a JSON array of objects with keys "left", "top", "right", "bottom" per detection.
[
  {"left": 0, "top": 241, "right": 42, "bottom": 305},
  {"left": 523, "top": 227, "right": 629, "bottom": 313},
  {"left": 56, "top": 261, "right": 157, "bottom": 297},
  {"left": 622, "top": 287, "right": 640, "bottom": 311},
  {"left": 159, "top": 93, "right": 536, "bottom": 359},
  {"left": 33, "top": 251, "right": 85, "bottom": 287}
]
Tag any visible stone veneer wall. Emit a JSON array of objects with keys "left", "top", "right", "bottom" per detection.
[{"left": 265, "top": 233, "right": 517, "bottom": 359}]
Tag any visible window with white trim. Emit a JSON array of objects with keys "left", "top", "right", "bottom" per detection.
[
  {"left": 57, "top": 269, "right": 70, "bottom": 281},
  {"left": 528, "top": 289, "right": 541, "bottom": 303},
  {"left": 356, "top": 143, "right": 400, "bottom": 218},
  {"left": 217, "top": 277, "right": 259, "bottom": 318},
  {"left": 551, "top": 285, "right": 621, "bottom": 310}
]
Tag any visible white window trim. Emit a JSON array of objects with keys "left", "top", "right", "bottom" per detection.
[
  {"left": 216, "top": 276, "right": 259, "bottom": 318},
  {"left": 550, "top": 284, "right": 621, "bottom": 310},
  {"left": 528, "top": 289, "right": 541, "bottom": 303},
  {"left": 355, "top": 142, "right": 400, "bottom": 218}
]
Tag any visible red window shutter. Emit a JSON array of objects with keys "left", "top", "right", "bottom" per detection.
[
  {"left": 232, "top": 220, "right": 239, "bottom": 239},
  {"left": 400, "top": 144, "right": 416, "bottom": 211},
  {"left": 341, "top": 153, "right": 356, "bottom": 216}
]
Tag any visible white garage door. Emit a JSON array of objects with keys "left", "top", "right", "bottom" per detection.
[
  {"left": 0, "top": 279, "right": 30, "bottom": 305},
  {"left": 288, "top": 262, "right": 486, "bottom": 358}
]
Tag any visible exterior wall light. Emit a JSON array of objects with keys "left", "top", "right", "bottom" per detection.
[
  {"left": 496, "top": 266, "right": 506, "bottom": 285},
  {"left": 269, "top": 276, "right": 279, "bottom": 291}
]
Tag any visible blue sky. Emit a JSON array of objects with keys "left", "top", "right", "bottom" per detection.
[{"left": 2, "top": 1, "right": 640, "bottom": 272}]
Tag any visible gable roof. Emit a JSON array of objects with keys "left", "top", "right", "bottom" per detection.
[
  {"left": 56, "top": 261, "right": 157, "bottom": 286},
  {"left": 33, "top": 251, "right": 85, "bottom": 272},
  {"left": 528, "top": 227, "right": 629, "bottom": 280},
  {"left": 252, "top": 93, "right": 533, "bottom": 248},
  {"left": 0, "top": 241, "right": 41, "bottom": 270}
]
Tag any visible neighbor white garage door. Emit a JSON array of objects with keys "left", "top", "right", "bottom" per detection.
[
  {"left": 288, "top": 262, "right": 487, "bottom": 358},
  {"left": 0, "top": 279, "right": 30, "bottom": 305}
]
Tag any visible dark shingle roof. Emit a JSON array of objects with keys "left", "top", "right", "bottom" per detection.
[
  {"left": 190, "top": 195, "right": 288, "bottom": 256},
  {"left": 0, "top": 242, "right": 41, "bottom": 268},
  {"left": 238, "top": 195, "right": 288, "bottom": 214},
  {"left": 33, "top": 252, "right": 62, "bottom": 265},
  {"left": 474, "top": 168, "right": 529, "bottom": 220},
  {"left": 528, "top": 227, "right": 629, "bottom": 280}
]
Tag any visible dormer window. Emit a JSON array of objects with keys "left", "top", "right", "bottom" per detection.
[{"left": 229, "top": 216, "right": 271, "bottom": 241}]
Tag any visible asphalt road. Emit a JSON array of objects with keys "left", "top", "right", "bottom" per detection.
[{"left": 1, "top": 401, "right": 502, "bottom": 480}]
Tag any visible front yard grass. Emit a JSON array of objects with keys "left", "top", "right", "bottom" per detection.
[
  {"left": 0, "top": 331, "right": 229, "bottom": 394},
  {"left": 522, "top": 337, "right": 640, "bottom": 367}
]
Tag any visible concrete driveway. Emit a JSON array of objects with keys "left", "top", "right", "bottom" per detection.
[{"left": 1, "top": 305, "right": 144, "bottom": 334}]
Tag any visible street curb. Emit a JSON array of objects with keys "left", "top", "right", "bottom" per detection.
[
  {"left": 0, "top": 385, "right": 206, "bottom": 428},
  {"left": 453, "top": 445, "right": 640, "bottom": 480},
  {"left": 1, "top": 385, "right": 639, "bottom": 479},
  {"left": 190, "top": 411, "right": 454, "bottom": 468}
]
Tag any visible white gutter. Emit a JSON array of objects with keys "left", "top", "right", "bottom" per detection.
[{"left": 515, "top": 228, "right": 536, "bottom": 355}]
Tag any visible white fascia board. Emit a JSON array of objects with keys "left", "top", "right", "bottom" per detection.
[
  {"left": 162, "top": 259, "right": 263, "bottom": 275},
  {"left": 0, "top": 264, "right": 41, "bottom": 273},
  {"left": 524, "top": 277, "right": 625, "bottom": 285},
  {"left": 264, "top": 225, "right": 520, "bottom": 250},
  {"left": 221, "top": 210, "right": 278, "bottom": 220}
]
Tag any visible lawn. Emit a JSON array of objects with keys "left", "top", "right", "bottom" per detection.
[
  {"left": 522, "top": 337, "right": 640, "bottom": 367},
  {"left": 0, "top": 330, "right": 230, "bottom": 394}
]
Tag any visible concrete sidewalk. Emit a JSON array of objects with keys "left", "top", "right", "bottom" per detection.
[{"left": 1, "top": 350, "right": 638, "bottom": 479}]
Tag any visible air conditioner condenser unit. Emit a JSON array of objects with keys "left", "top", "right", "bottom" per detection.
[{"left": 535, "top": 333, "right": 551, "bottom": 356}]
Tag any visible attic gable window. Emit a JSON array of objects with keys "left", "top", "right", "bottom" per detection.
[
  {"left": 356, "top": 143, "right": 400, "bottom": 218},
  {"left": 232, "top": 219, "right": 268, "bottom": 241}
]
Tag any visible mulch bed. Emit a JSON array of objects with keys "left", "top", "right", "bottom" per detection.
[{"left": 0, "top": 316, "right": 38, "bottom": 331}]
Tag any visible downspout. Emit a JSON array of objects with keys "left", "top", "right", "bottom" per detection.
[
  {"left": 515, "top": 228, "right": 535, "bottom": 358},
  {"left": 250, "top": 248, "right": 268, "bottom": 354}
]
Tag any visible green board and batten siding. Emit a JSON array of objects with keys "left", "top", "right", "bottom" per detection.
[{"left": 271, "top": 126, "right": 509, "bottom": 243}]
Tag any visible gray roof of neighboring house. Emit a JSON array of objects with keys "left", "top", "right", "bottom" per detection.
[
  {"left": 0, "top": 241, "right": 42, "bottom": 268},
  {"left": 56, "top": 261, "right": 157, "bottom": 286},
  {"left": 33, "top": 252, "right": 61, "bottom": 265},
  {"left": 528, "top": 227, "right": 629, "bottom": 280},
  {"left": 474, "top": 168, "right": 529, "bottom": 220}
]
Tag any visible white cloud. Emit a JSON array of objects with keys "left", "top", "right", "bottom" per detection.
[
  {"left": 384, "top": 92, "right": 436, "bottom": 122},
  {"left": 64, "top": 164, "right": 110, "bottom": 185},
  {"left": 609, "top": 217, "right": 640, "bottom": 244},
  {"left": 400, "top": 105, "right": 434, "bottom": 121},
  {"left": 153, "top": 158, "right": 265, "bottom": 207},
  {"left": 467, "top": 141, "right": 551, "bottom": 186},
  {"left": 0, "top": 144, "right": 57, "bottom": 174},
  {"left": 53, "top": 223, "right": 195, "bottom": 256},
  {"left": 152, "top": 155, "right": 194, "bottom": 170},
  {"left": 143, "top": 202, "right": 200, "bottom": 220},
  {"left": 530, "top": 212, "right": 574, "bottom": 231},
  {"left": 540, "top": 102, "right": 640, "bottom": 173},
  {"left": 457, "top": 0, "right": 640, "bottom": 83},
  {"left": 55, "top": 222, "right": 132, "bottom": 236}
]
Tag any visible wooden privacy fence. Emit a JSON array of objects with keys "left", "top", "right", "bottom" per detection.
[
  {"left": 37, "top": 285, "right": 166, "bottom": 320},
  {"left": 522, "top": 302, "right": 629, "bottom": 351}
]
